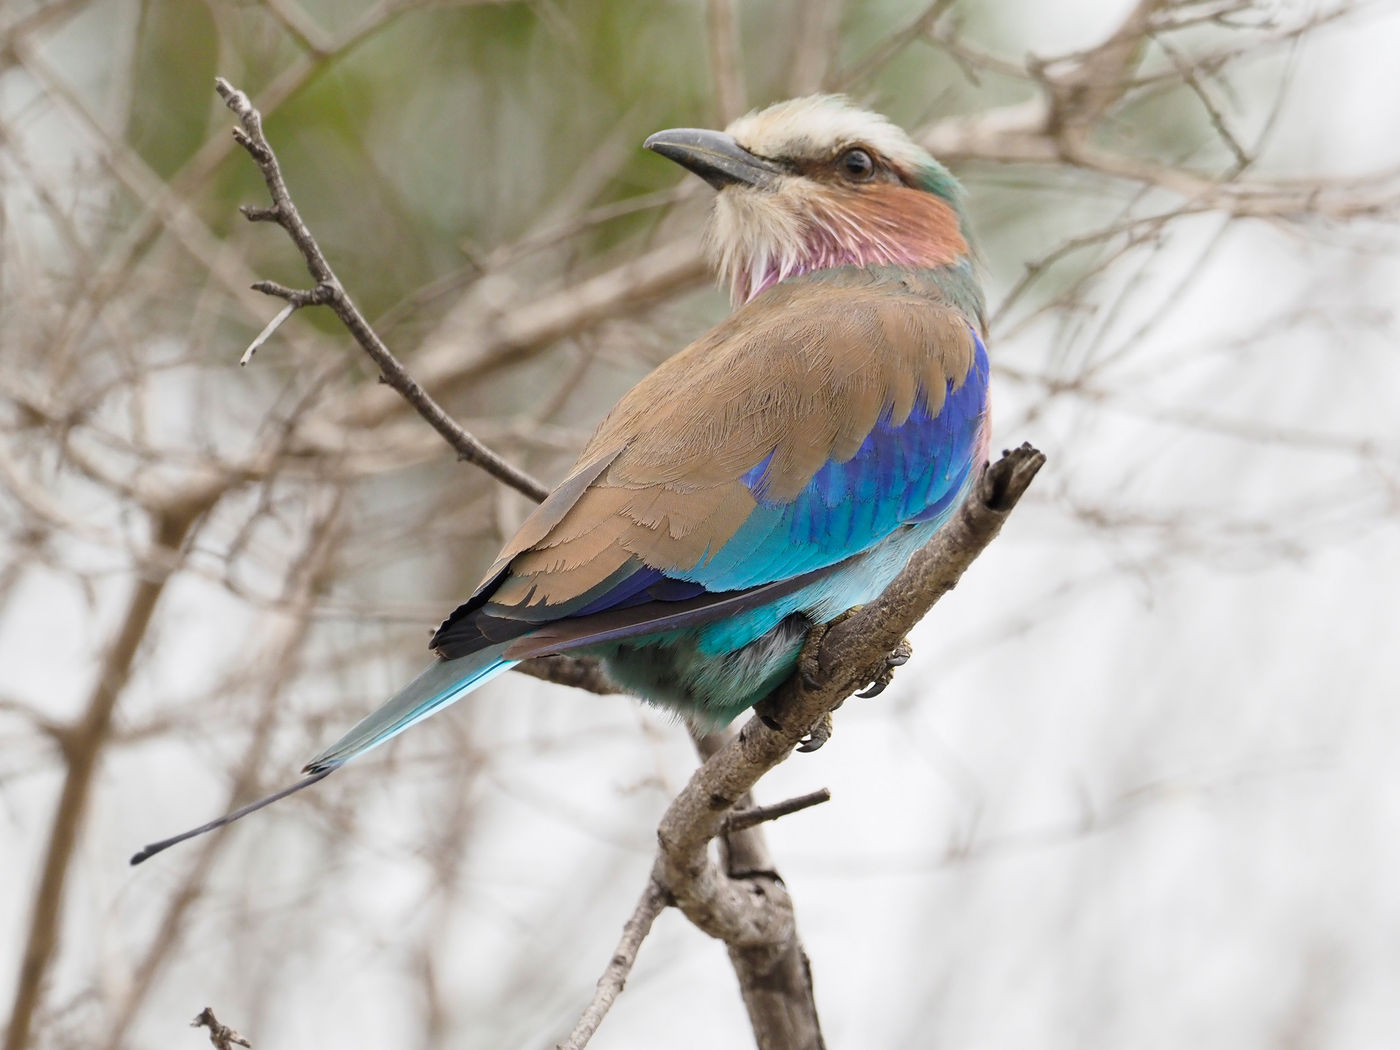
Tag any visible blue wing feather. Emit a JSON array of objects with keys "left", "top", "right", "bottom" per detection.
[
  {"left": 438, "top": 329, "right": 988, "bottom": 661},
  {"left": 675, "top": 327, "right": 989, "bottom": 594}
]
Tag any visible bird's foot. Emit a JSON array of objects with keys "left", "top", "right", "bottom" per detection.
[
  {"left": 797, "top": 606, "right": 861, "bottom": 689},
  {"left": 772, "top": 608, "right": 882, "bottom": 752},
  {"left": 797, "top": 623, "right": 830, "bottom": 690},
  {"left": 797, "top": 711, "right": 833, "bottom": 753},
  {"left": 857, "top": 638, "right": 913, "bottom": 699}
]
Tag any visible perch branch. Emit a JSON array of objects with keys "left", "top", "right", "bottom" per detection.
[
  {"left": 555, "top": 439, "right": 1040, "bottom": 1050},
  {"left": 561, "top": 445, "right": 1043, "bottom": 1050}
]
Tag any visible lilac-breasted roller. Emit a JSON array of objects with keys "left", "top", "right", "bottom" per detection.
[{"left": 132, "top": 96, "right": 989, "bottom": 863}]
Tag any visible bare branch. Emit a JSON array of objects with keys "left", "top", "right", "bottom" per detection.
[
  {"left": 913, "top": 2, "right": 1398, "bottom": 225},
  {"left": 707, "top": 0, "right": 747, "bottom": 124},
  {"left": 239, "top": 302, "right": 299, "bottom": 366},
  {"left": 191, "top": 1007, "right": 251, "bottom": 1050},
  {"left": 213, "top": 77, "right": 550, "bottom": 503},
  {"left": 687, "top": 729, "right": 826, "bottom": 1050},
  {"left": 550, "top": 448, "right": 1038, "bottom": 1046},
  {"left": 353, "top": 238, "right": 708, "bottom": 426},
  {"left": 259, "top": 0, "right": 333, "bottom": 57},
  {"left": 99, "top": 506, "right": 345, "bottom": 1050},
  {"left": 653, "top": 447, "right": 1042, "bottom": 921},
  {"left": 555, "top": 880, "right": 669, "bottom": 1050},
  {"left": 515, "top": 655, "right": 619, "bottom": 695},
  {"left": 1156, "top": 35, "right": 1252, "bottom": 172},
  {"left": 724, "top": 789, "right": 832, "bottom": 833},
  {"left": 5, "top": 496, "right": 217, "bottom": 1050},
  {"left": 833, "top": 0, "right": 955, "bottom": 89}
]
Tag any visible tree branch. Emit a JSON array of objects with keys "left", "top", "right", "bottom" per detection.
[
  {"left": 515, "top": 654, "right": 619, "bottom": 695},
  {"left": 207, "top": 80, "right": 637, "bottom": 702},
  {"left": 689, "top": 729, "right": 826, "bottom": 1049},
  {"left": 213, "top": 77, "right": 549, "bottom": 503},
  {"left": 5, "top": 492, "right": 218, "bottom": 1050},
  {"left": 555, "top": 880, "right": 670, "bottom": 1050},
  {"left": 191, "top": 1007, "right": 251, "bottom": 1050},
  {"left": 656, "top": 445, "right": 1042, "bottom": 889},
  {"left": 915, "top": 2, "right": 1397, "bottom": 224},
  {"left": 344, "top": 238, "right": 708, "bottom": 428},
  {"left": 639, "top": 445, "right": 1043, "bottom": 1048},
  {"left": 724, "top": 789, "right": 832, "bottom": 833}
]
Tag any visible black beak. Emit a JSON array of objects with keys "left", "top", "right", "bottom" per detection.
[{"left": 644, "top": 128, "right": 784, "bottom": 190}]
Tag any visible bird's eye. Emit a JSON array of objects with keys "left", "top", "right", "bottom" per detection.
[{"left": 838, "top": 148, "right": 875, "bottom": 181}]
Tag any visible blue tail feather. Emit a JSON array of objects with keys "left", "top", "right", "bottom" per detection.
[
  {"left": 129, "top": 645, "right": 515, "bottom": 865},
  {"left": 303, "top": 647, "right": 515, "bottom": 773}
]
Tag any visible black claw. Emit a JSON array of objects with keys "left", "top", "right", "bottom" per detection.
[
  {"left": 797, "top": 713, "right": 833, "bottom": 753},
  {"left": 855, "top": 640, "right": 912, "bottom": 698},
  {"left": 759, "top": 712, "right": 783, "bottom": 731}
]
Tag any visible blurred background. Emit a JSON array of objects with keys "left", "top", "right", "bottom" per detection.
[{"left": 2, "top": 1, "right": 1398, "bottom": 1047}]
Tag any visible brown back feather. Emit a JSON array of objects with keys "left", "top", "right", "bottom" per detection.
[{"left": 472, "top": 271, "right": 977, "bottom": 617}]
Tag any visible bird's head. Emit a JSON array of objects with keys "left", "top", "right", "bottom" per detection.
[{"left": 646, "top": 95, "right": 976, "bottom": 306}]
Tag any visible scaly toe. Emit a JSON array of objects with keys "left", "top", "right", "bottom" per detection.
[
  {"left": 797, "top": 621, "right": 831, "bottom": 690},
  {"left": 798, "top": 607, "right": 865, "bottom": 690},
  {"left": 857, "top": 638, "right": 914, "bottom": 698},
  {"left": 797, "top": 711, "right": 834, "bottom": 753}
]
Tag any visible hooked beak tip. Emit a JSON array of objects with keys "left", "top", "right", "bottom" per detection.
[{"left": 644, "top": 128, "right": 781, "bottom": 191}]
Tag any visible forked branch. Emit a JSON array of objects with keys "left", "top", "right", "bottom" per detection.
[{"left": 213, "top": 77, "right": 549, "bottom": 503}]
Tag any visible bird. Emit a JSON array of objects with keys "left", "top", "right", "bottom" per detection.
[{"left": 131, "top": 95, "right": 989, "bottom": 864}]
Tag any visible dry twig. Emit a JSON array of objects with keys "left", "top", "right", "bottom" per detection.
[
  {"left": 213, "top": 77, "right": 549, "bottom": 503},
  {"left": 4, "top": 492, "right": 221, "bottom": 1050},
  {"left": 555, "top": 880, "right": 670, "bottom": 1050},
  {"left": 725, "top": 789, "right": 833, "bottom": 833},
  {"left": 191, "top": 1007, "right": 251, "bottom": 1050}
]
